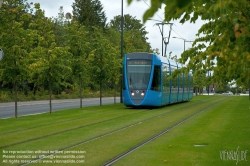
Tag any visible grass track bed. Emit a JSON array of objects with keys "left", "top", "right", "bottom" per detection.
[
  {"left": 0, "top": 97, "right": 214, "bottom": 149},
  {"left": 1, "top": 96, "right": 247, "bottom": 166},
  {"left": 114, "top": 96, "right": 250, "bottom": 166},
  {"left": 78, "top": 97, "right": 228, "bottom": 165},
  {"left": 0, "top": 105, "right": 133, "bottom": 134}
]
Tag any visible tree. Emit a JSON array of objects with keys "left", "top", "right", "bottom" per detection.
[
  {"left": 0, "top": 0, "right": 34, "bottom": 118},
  {"left": 0, "top": 0, "right": 3, "bottom": 8},
  {"left": 72, "top": 0, "right": 107, "bottom": 28},
  {"left": 193, "top": 70, "right": 213, "bottom": 95},
  {"left": 88, "top": 27, "right": 121, "bottom": 106},
  {"left": 29, "top": 3, "right": 72, "bottom": 113},
  {"left": 108, "top": 14, "right": 151, "bottom": 53},
  {"left": 128, "top": 0, "right": 250, "bottom": 100},
  {"left": 109, "top": 14, "right": 147, "bottom": 33},
  {"left": 66, "top": 20, "right": 90, "bottom": 108},
  {"left": 214, "top": 83, "right": 230, "bottom": 94},
  {"left": 52, "top": 6, "right": 68, "bottom": 47},
  {"left": 106, "top": 28, "right": 123, "bottom": 103}
]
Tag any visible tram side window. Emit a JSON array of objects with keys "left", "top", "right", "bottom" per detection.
[
  {"left": 171, "top": 65, "right": 178, "bottom": 92},
  {"left": 162, "top": 64, "right": 169, "bottom": 92},
  {"left": 189, "top": 73, "right": 193, "bottom": 92},
  {"left": 184, "top": 73, "right": 189, "bottom": 92},
  {"left": 179, "top": 74, "right": 183, "bottom": 91},
  {"left": 151, "top": 66, "right": 161, "bottom": 91},
  {"left": 178, "top": 74, "right": 181, "bottom": 90}
]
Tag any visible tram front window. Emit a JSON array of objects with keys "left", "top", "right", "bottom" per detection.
[{"left": 127, "top": 60, "right": 151, "bottom": 90}]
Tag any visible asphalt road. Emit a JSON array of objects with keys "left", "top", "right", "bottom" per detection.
[{"left": 0, "top": 97, "right": 120, "bottom": 119}]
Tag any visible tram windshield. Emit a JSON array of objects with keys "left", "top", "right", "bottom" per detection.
[{"left": 126, "top": 60, "right": 152, "bottom": 90}]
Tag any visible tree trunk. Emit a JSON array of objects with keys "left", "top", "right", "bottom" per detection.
[
  {"left": 248, "top": 81, "right": 250, "bottom": 101},
  {"left": 49, "top": 76, "right": 52, "bottom": 113},
  {"left": 114, "top": 83, "right": 116, "bottom": 104},
  {"left": 79, "top": 75, "right": 82, "bottom": 108},
  {"left": 249, "top": 88, "right": 250, "bottom": 100},
  {"left": 14, "top": 81, "right": 18, "bottom": 118},
  {"left": 14, "top": 60, "right": 18, "bottom": 118},
  {"left": 100, "top": 80, "right": 102, "bottom": 106}
]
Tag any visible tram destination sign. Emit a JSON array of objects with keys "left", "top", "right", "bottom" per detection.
[{"left": 128, "top": 60, "right": 151, "bottom": 65}]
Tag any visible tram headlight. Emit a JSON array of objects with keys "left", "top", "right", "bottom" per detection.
[
  {"left": 130, "top": 91, "right": 135, "bottom": 96},
  {"left": 141, "top": 90, "right": 145, "bottom": 96}
]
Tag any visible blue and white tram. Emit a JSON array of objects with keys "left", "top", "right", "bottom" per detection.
[{"left": 122, "top": 52, "right": 193, "bottom": 107}]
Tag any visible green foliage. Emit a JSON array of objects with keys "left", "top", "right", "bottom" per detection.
[
  {"left": 88, "top": 27, "right": 121, "bottom": 87},
  {"left": 128, "top": 0, "right": 250, "bottom": 96},
  {"left": 0, "top": 0, "right": 35, "bottom": 114},
  {"left": 66, "top": 20, "right": 90, "bottom": 85},
  {"left": 108, "top": 14, "right": 152, "bottom": 53},
  {"left": 193, "top": 70, "right": 206, "bottom": 93},
  {"left": 52, "top": 6, "right": 69, "bottom": 47},
  {"left": 0, "top": 0, "right": 152, "bottom": 103},
  {"left": 28, "top": 4, "right": 72, "bottom": 91},
  {"left": 0, "top": 0, "right": 32, "bottom": 86},
  {"left": 72, "top": 0, "right": 107, "bottom": 28},
  {"left": 214, "top": 83, "right": 230, "bottom": 94},
  {"left": 65, "top": 20, "right": 91, "bottom": 104}
]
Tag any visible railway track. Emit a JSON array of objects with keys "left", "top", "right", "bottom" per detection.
[
  {"left": 19, "top": 97, "right": 227, "bottom": 165},
  {"left": 0, "top": 109, "right": 126, "bottom": 135},
  {"left": 2, "top": 98, "right": 214, "bottom": 149},
  {"left": 102, "top": 98, "right": 228, "bottom": 166},
  {"left": 0, "top": 109, "right": 149, "bottom": 149}
]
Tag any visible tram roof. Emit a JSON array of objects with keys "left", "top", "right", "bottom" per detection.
[
  {"left": 125, "top": 52, "right": 183, "bottom": 68},
  {"left": 154, "top": 53, "right": 183, "bottom": 68}
]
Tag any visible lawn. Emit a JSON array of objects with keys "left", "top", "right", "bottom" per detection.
[
  {"left": 0, "top": 96, "right": 249, "bottom": 165},
  {"left": 116, "top": 96, "right": 250, "bottom": 166}
]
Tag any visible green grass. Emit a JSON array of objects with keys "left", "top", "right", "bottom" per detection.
[
  {"left": 115, "top": 96, "right": 250, "bottom": 166},
  {"left": 0, "top": 96, "right": 249, "bottom": 166}
]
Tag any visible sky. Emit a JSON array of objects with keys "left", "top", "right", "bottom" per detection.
[{"left": 27, "top": 0, "right": 205, "bottom": 58}]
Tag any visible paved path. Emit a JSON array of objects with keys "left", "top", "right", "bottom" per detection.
[{"left": 0, "top": 97, "right": 120, "bottom": 119}]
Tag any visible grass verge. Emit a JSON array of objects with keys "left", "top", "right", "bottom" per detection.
[
  {"left": 115, "top": 96, "right": 250, "bottom": 166},
  {"left": 1, "top": 96, "right": 248, "bottom": 165}
]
